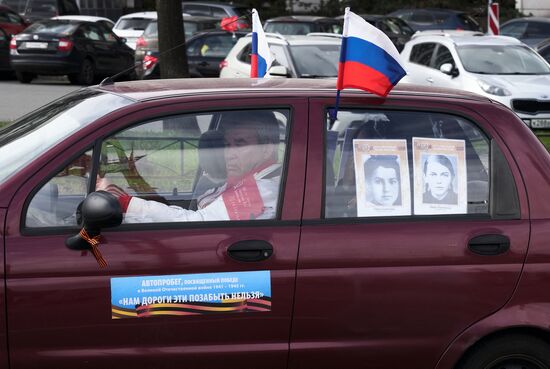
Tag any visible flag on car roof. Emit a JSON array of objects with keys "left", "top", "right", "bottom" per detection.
[
  {"left": 250, "top": 8, "right": 273, "bottom": 78},
  {"left": 337, "top": 8, "right": 406, "bottom": 97}
]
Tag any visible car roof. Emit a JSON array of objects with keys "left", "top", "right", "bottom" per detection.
[
  {"left": 250, "top": 33, "right": 342, "bottom": 45},
  {"left": 393, "top": 8, "right": 466, "bottom": 14},
  {"left": 502, "top": 17, "right": 550, "bottom": 24},
  {"left": 267, "top": 15, "right": 338, "bottom": 22},
  {"left": 95, "top": 77, "right": 491, "bottom": 103},
  {"left": 52, "top": 15, "right": 114, "bottom": 24},
  {"left": 411, "top": 33, "right": 523, "bottom": 46},
  {"left": 117, "top": 11, "right": 158, "bottom": 20},
  {"left": 182, "top": 1, "right": 247, "bottom": 8}
]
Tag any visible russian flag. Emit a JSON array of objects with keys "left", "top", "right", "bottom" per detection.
[
  {"left": 337, "top": 8, "right": 406, "bottom": 97},
  {"left": 250, "top": 8, "right": 273, "bottom": 78}
]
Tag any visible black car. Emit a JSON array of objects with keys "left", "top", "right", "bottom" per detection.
[
  {"left": 388, "top": 8, "right": 481, "bottom": 32},
  {"left": 137, "top": 30, "right": 246, "bottom": 79},
  {"left": 10, "top": 19, "right": 134, "bottom": 84},
  {"left": 264, "top": 15, "right": 342, "bottom": 35}
]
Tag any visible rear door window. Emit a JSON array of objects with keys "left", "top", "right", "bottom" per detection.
[
  {"left": 325, "top": 110, "right": 491, "bottom": 218},
  {"left": 409, "top": 42, "right": 436, "bottom": 66}
]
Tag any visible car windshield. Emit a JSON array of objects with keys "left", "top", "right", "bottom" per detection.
[
  {"left": 265, "top": 22, "right": 315, "bottom": 35},
  {"left": 24, "top": 20, "right": 78, "bottom": 35},
  {"left": 117, "top": 18, "right": 152, "bottom": 31},
  {"left": 457, "top": 44, "right": 550, "bottom": 74},
  {"left": 0, "top": 90, "right": 133, "bottom": 185},
  {"left": 289, "top": 43, "right": 340, "bottom": 77}
]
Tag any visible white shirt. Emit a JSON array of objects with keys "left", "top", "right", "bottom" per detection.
[{"left": 123, "top": 164, "right": 281, "bottom": 223}]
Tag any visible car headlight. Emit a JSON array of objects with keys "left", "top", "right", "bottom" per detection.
[{"left": 477, "top": 79, "right": 511, "bottom": 96}]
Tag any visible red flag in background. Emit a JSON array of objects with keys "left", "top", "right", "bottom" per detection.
[{"left": 221, "top": 16, "right": 239, "bottom": 32}]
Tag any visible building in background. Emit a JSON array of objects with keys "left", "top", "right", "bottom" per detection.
[{"left": 516, "top": 0, "right": 550, "bottom": 16}]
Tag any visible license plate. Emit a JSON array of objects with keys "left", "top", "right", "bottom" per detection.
[
  {"left": 531, "top": 119, "right": 550, "bottom": 129},
  {"left": 25, "top": 42, "right": 48, "bottom": 49}
]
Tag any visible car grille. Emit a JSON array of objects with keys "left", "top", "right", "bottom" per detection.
[{"left": 511, "top": 99, "right": 550, "bottom": 115}]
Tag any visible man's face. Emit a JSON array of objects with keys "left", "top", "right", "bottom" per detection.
[
  {"left": 367, "top": 166, "right": 399, "bottom": 206},
  {"left": 424, "top": 160, "right": 452, "bottom": 199},
  {"left": 224, "top": 126, "right": 266, "bottom": 179}
]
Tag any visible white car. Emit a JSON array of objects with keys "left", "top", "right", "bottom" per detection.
[
  {"left": 51, "top": 15, "right": 115, "bottom": 30},
  {"left": 112, "top": 11, "right": 157, "bottom": 49},
  {"left": 220, "top": 33, "right": 341, "bottom": 78},
  {"left": 401, "top": 32, "right": 550, "bottom": 129}
]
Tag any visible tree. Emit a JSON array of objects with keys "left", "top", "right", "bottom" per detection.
[{"left": 156, "top": 0, "right": 188, "bottom": 79}]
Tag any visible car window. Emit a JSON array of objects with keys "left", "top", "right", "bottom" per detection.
[
  {"left": 61, "top": 0, "right": 78, "bottom": 13},
  {"left": 288, "top": 43, "right": 339, "bottom": 77},
  {"left": 501, "top": 21, "right": 527, "bottom": 38},
  {"left": 81, "top": 24, "right": 104, "bottom": 41},
  {"left": 186, "top": 37, "right": 202, "bottom": 56},
  {"left": 116, "top": 17, "right": 151, "bottom": 31},
  {"left": 539, "top": 45, "right": 550, "bottom": 63},
  {"left": 458, "top": 14, "right": 481, "bottom": 31},
  {"left": 94, "top": 109, "right": 289, "bottom": 223},
  {"left": 264, "top": 22, "right": 313, "bottom": 35},
  {"left": 410, "top": 11, "right": 434, "bottom": 24},
  {"left": 26, "top": 150, "right": 93, "bottom": 228},
  {"left": 409, "top": 42, "right": 436, "bottom": 66},
  {"left": 6, "top": 10, "right": 22, "bottom": 23},
  {"left": 211, "top": 7, "right": 227, "bottom": 18},
  {"left": 25, "top": 20, "right": 78, "bottom": 34},
  {"left": 325, "top": 110, "right": 490, "bottom": 218},
  {"left": 237, "top": 42, "right": 251, "bottom": 63},
  {"left": 380, "top": 18, "right": 401, "bottom": 35},
  {"left": 526, "top": 21, "right": 550, "bottom": 38},
  {"left": 200, "top": 34, "right": 235, "bottom": 57},
  {"left": 183, "top": 5, "right": 211, "bottom": 16},
  {"left": 433, "top": 44, "right": 455, "bottom": 70},
  {"left": 457, "top": 44, "right": 550, "bottom": 74}
]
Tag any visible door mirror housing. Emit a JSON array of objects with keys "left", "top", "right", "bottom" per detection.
[
  {"left": 268, "top": 65, "right": 290, "bottom": 77},
  {"left": 440, "top": 63, "right": 459, "bottom": 77},
  {"left": 65, "top": 191, "right": 122, "bottom": 250}
]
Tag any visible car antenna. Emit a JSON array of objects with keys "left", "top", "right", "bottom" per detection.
[{"left": 100, "top": 11, "right": 253, "bottom": 87}]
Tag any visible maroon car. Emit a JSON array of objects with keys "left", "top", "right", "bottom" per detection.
[{"left": 0, "top": 78, "right": 549, "bottom": 369}]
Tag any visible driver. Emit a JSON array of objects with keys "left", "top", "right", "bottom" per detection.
[{"left": 97, "top": 111, "right": 281, "bottom": 222}]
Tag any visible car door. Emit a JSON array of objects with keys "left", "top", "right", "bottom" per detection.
[
  {"left": 289, "top": 96, "right": 529, "bottom": 369},
  {"left": 99, "top": 24, "right": 134, "bottom": 75},
  {"left": 80, "top": 23, "right": 117, "bottom": 74},
  {"left": 428, "top": 43, "right": 463, "bottom": 90},
  {"left": 0, "top": 208, "right": 7, "bottom": 369},
  {"left": 5, "top": 97, "right": 308, "bottom": 369}
]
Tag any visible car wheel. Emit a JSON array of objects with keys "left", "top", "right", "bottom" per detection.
[
  {"left": 457, "top": 334, "right": 550, "bottom": 369},
  {"left": 69, "top": 58, "right": 95, "bottom": 85},
  {"left": 15, "top": 71, "right": 34, "bottom": 84}
]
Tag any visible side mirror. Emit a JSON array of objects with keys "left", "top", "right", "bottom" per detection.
[
  {"left": 120, "top": 37, "right": 127, "bottom": 44},
  {"left": 440, "top": 63, "right": 459, "bottom": 78},
  {"left": 65, "top": 191, "right": 122, "bottom": 251},
  {"left": 268, "top": 65, "right": 290, "bottom": 77}
]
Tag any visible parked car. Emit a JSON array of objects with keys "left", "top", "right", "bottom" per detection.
[
  {"left": 220, "top": 33, "right": 341, "bottom": 78},
  {"left": 1, "top": 76, "right": 550, "bottom": 369},
  {"left": 334, "top": 13, "right": 414, "bottom": 51},
  {"left": 182, "top": 1, "right": 250, "bottom": 29},
  {"left": 535, "top": 37, "right": 550, "bottom": 63},
  {"left": 500, "top": 17, "right": 550, "bottom": 47},
  {"left": 52, "top": 14, "right": 115, "bottom": 30},
  {"left": 136, "top": 30, "right": 246, "bottom": 79},
  {"left": 10, "top": 19, "right": 135, "bottom": 84},
  {"left": 400, "top": 32, "right": 550, "bottom": 130},
  {"left": 112, "top": 11, "right": 157, "bottom": 49},
  {"left": 0, "top": 0, "right": 79, "bottom": 22},
  {"left": 0, "top": 4, "right": 29, "bottom": 37},
  {"left": 264, "top": 15, "right": 342, "bottom": 35},
  {"left": 388, "top": 8, "right": 482, "bottom": 32}
]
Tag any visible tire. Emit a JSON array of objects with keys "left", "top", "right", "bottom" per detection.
[
  {"left": 458, "top": 334, "right": 550, "bottom": 369},
  {"left": 69, "top": 58, "right": 95, "bottom": 85},
  {"left": 15, "top": 71, "right": 34, "bottom": 84}
]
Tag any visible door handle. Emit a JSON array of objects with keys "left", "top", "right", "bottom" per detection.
[
  {"left": 426, "top": 77, "right": 434, "bottom": 83},
  {"left": 468, "top": 234, "right": 510, "bottom": 255},
  {"left": 227, "top": 240, "right": 273, "bottom": 262}
]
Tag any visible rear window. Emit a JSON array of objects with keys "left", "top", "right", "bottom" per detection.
[
  {"left": 264, "top": 22, "right": 315, "bottom": 35},
  {"left": 289, "top": 43, "right": 339, "bottom": 77},
  {"left": 116, "top": 18, "right": 152, "bottom": 31},
  {"left": 24, "top": 20, "right": 78, "bottom": 34}
]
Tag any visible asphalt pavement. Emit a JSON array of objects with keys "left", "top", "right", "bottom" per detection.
[{"left": 0, "top": 75, "right": 81, "bottom": 121}]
